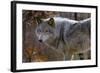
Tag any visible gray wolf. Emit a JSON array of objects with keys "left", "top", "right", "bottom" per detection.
[{"left": 35, "top": 17, "right": 91, "bottom": 60}]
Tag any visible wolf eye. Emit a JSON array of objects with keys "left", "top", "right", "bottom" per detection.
[{"left": 37, "top": 29, "right": 41, "bottom": 32}]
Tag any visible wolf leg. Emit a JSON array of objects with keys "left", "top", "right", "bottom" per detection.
[
  {"left": 83, "top": 50, "right": 91, "bottom": 59},
  {"left": 71, "top": 54, "right": 74, "bottom": 60}
]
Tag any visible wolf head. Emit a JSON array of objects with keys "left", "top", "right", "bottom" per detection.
[{"left": 35, "top": 18, "right": 55, "bottom": 43}]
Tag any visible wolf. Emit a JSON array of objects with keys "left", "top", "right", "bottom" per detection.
[{"left": 35, "top": 17, "right": 91, "bottom": 60}]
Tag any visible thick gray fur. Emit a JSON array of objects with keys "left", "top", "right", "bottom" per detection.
[{"left": 35, "top": 17, "right": 91, "bottom": 60}]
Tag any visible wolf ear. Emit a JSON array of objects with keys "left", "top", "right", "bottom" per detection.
[
  {"left": 35, "top": 17, "right": 42, "bottom": 25},
  {"left": 48, "top": 18, "right": 55, "bottom": 27}
]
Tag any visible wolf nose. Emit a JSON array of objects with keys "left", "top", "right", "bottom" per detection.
[{"left": 39, "top": 40, "right": 42, "bottom": 42}]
